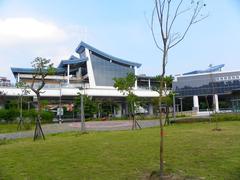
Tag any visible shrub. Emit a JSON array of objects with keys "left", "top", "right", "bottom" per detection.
[
  {"left": 0, "top": 109, "right": 19, "bottom": 123},
  {"left": 40, "top": 111, "right": 54, "bottom": 123},
  {"left": 211, "top": 113, "right": 240, "bottom": 122}
]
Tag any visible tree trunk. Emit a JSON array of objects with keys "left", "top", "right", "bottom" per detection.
[
  {"left": 159, "top": 48, "right": 167, "bottom": 179},
  {"left": 164, "top": 106, "right": 170, "bottom": 126},
  {"left": 17, "top": 96, "right": 24, "bottom": 130},
  {"left": 80, "top": 94, "right": 86, "bottom": 132},
  {"left": 33, "top": 94, "right": 45, "bottom": 140}
]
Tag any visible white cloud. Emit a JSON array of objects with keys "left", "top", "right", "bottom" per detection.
[
  {"left": 0, "top": 17, "right": 92, "bottom": 82},
  {"left": 0, "top": 17, "right": 67, "bottom": 45}
]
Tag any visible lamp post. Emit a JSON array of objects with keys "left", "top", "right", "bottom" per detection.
[{"left": 80, "top": 83, "right": 86, "bottom": 132}]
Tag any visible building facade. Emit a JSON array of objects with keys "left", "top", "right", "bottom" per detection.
[
  {"left": 1, "top": 42, "right": 159, "bottom": 117},
  {"left": 173, "top": 65, "right": 240, "bottom": 112}
]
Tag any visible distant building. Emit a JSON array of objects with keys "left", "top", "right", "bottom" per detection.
[
  {"left": 173, "top": 64, "right": 240, "bottom": 112},
  {"left": 0, "top": 76, "right": 11, "bottom": 87}
]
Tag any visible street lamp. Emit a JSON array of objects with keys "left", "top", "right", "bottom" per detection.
[{"left": 79, "top": 83, "right": 86, "bottom": 132}]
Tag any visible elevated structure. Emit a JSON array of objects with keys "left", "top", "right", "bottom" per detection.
[{"left": 173, "top": 65, "right": 240, "bottom": 113}]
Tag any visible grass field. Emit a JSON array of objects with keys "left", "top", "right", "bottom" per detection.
[
  {"left": 0, "top": 121, "right": 240, "bottom": 179},
  {"left": 0, "top": 123, "right": 34, "bottom": 133}
]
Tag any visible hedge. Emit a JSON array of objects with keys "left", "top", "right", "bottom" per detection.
[{"left": 0, "top": 109, "right": 54, "bottom": 123}]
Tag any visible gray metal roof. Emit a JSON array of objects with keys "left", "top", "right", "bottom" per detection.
[
  {"left": 183, "top": 64, "right": 225, "bottom": 75},
  {"left": 58, "top": 55, "right": 88, "bottom": 68},
  {"left": 11, "top": 67, "right": 65, "bottom": 76},
  {"left": 75, "top": 41, "right": 141, "bottom": 68}
]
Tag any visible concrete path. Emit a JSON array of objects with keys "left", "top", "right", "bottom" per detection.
[{"left": 0, "top": 120, "right": 160, "bottom": 140}]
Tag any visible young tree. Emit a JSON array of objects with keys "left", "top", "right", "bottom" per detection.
[
  {"left": 114, "top": 73, "right": 141, "bottom": 130},
  {"left": 16, "top": 81, "right": 30, "bottom": 130},
  {"left": 29, "top": 57, "right": 55, "bottom": 140},
  {"left": 75, "top": 93, "right": 98, "bottom": 132},
  {"left": 149, "top": 0, "right": 207, "bottom": 178}
]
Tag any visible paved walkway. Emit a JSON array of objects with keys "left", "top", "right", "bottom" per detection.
[{"left": 0, "top": 120, "right": 160, "bottom": 140}]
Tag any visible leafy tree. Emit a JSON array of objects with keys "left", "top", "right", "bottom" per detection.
[
  {"left": 75, "top": 93, "right": 98, "bottom": 132},
  {"left": 114, "top": 73, "right": 141, "bottom": 130},
  {"left": 75, "top": 94, "right": 98, "bottom": 118},
  {"left": 148, "top": 0, "right": 207, "bottom": 177},
  {"left": 29, "top": 57, "right": 55, "bottom": 140}
]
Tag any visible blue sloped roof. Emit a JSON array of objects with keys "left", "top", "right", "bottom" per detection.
[
  {"left": 11, "top": 67, "right": 65, "bottom": 75},
  {"left": 75, "top": 41, "right": 141, "bottom": 68},
  {"left": 58, "top": 55, "right": 88, "bottom": 68},
  {"left": 183, "top": 64, "right": 225, "bottom": 75}
]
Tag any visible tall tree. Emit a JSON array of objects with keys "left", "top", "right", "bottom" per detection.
[
  {"left": 149, "top": 0, "right": 207, "bottom": 178},
  {"left": 29, "top": 57, "right": 55, "bottom": 140},
  {"left": 114, "top": 73, "right": 141, "bottom": 130}
]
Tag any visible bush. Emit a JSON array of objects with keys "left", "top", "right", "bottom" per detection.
[
  {"left": 211, "top": 113, "right": 240, "bottom": 122},
  {"left": 0, "top": 109, "right": 54, "bottom": 124},
  {"left": 40, "top": 111, "right": 54, "bottom": 123},
  {"left": 23, "top": 109, "right": 37, "bottom": 120},
  {"left": 0, "top": 109, "right": 19, "bottom": 123}
]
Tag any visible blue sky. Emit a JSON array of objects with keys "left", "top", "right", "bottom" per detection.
[{"left": 0, "top": 0, "right": 240, "bottom": 81}]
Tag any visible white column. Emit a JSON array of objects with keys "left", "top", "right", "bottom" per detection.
[
  {"left": 17, "top": 73, "right": 20, "bottom": 82},
  {"left": 116, "top": 103, "right": 122, "bottom": 117},
  {"left": 193, "top": 95, "right": 199, "bottom": 112},
  {"left": 135, "top": 78, "right": 138, "bottom": 89},
  {"left": 134, "top": 66, "right": 138, "bottom": 89},
  {"left": 85, "top": 48, "right": 96, "bottom": 88},
  {"left": 67, "top": 64, "right": 70, "bottom": 84},
  {"left": 213, "top": 94, "right": 219, "bottom": 112},
  {"left": 149, "top": 104, "right": 153, "bottom": 115},
  {"left": 148, "top": 79, "right": 151, "bottom": 90}
]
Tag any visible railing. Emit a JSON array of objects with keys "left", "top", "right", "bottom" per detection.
[{"left": 0, "top": 83, "right": 90, "bottom": 89}]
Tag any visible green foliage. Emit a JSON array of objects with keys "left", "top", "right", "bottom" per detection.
[
  {"left": 40, "top": 111, "right": 54, "bottom": 123},
  {"left": 152, "top": 75, "right": 174, "bottom": 93},
  {"left": 113, "top": 72, "right": 136, "bottom": 94},
  {"left": 162, "top": 92, "right": 173, "bottom": 106},
  {"left": 0, "top": 109, "right": 53, "bottom": 123},
  {"left": 211, "top": 113, "right": 240, "bottom": 122},
  {"left": 113, "top": 73, "right": 137, "bottom": 115},
  {"left": 5, "top": 100, "right": 19, "bottom": 109},
  {"left": 16, "top": 81, "right": 30, "bottom": 96},
  {"left": 75, "top": 94, "right": 98, "bottom": 118},
  {"left": 22, "top": 109, "right": 37, "bottom": 119},
  {"left": 0, "top": 109, "right": 19, "bottom": 122},
  {"left": 40, "top": 100, "right": 49, "bottom": 110},
  {"left": 31, "top": 57, "right": 56, "bottom": 76}
]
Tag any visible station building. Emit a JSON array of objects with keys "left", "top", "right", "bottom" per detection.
[{"left": 0, "top": 42, "right": 159, "bottom": 117}]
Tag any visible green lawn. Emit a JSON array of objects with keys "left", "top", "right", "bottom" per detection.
[
  {"left": 0, "top": 122, "right": 240, "bottom": 179},
  {"left": 0, "top": 123, "right": 33, "bottom": 133}
]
